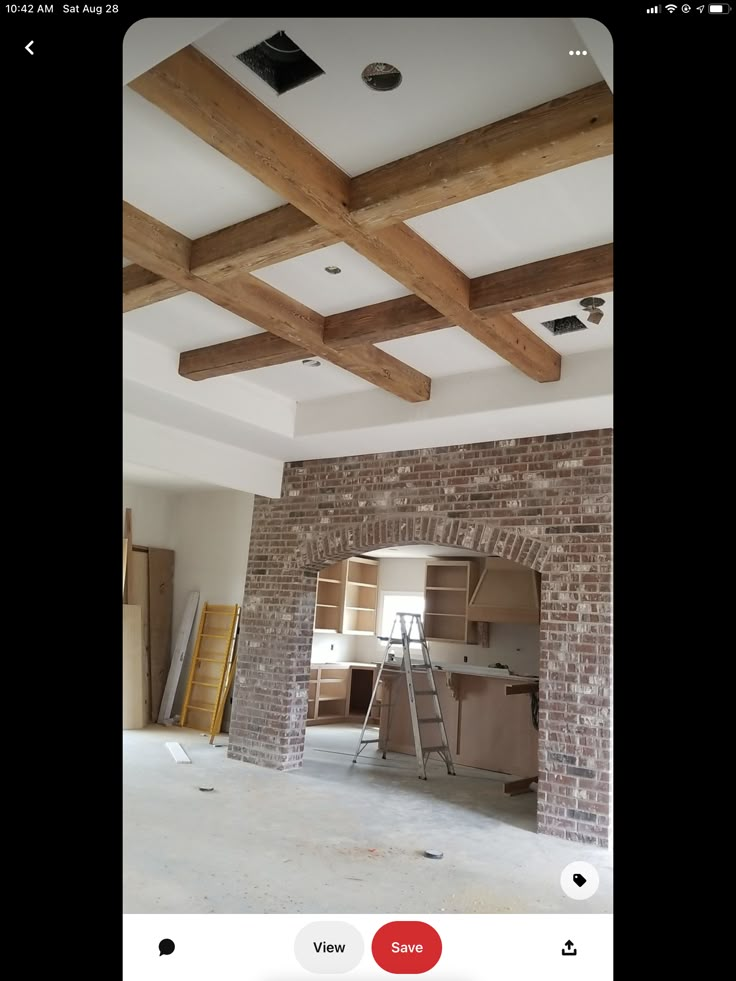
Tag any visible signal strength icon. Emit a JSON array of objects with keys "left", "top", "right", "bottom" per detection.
[{"left": 646, "top": 4, "right": 661, "bottom": 11}]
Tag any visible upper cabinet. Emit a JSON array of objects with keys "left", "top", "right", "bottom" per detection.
[
  {"left": 314, "top": 557, "right": 379, "bottom": 635},
  {"left": 423, "top": 560, "right": 481, "bottom": 644},
  {"left": 314, "top": 560, "right": 346, "bottom": 633},
  {"left": 342, "top": 557, "right": 379, "bottom": 634}
]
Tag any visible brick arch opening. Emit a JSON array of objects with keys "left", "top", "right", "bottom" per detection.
[
  {"left": 228, "top": 432, "right": 612, "bottom": 847},
  {"left": 294, "top": 515, "right": 552, "bottom": 574},
  {"left": 294, "top": 514, "right": 551, "bottom": 835}
]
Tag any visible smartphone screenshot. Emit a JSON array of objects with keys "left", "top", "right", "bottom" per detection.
[{"left": 116, "top": 13, "right": 616, "bottom": 979}]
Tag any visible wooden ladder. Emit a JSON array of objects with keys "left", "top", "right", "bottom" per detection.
[{"left": 180, "top": 603, "right": 241, "bottom": 743}]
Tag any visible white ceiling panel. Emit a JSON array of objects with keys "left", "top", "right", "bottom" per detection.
[
  {"left": 252, "top": 243, "right": 411, "bottom": 315},
  {"left": 514, "top": 292, "right": 613, "bottom": 354},
  {"left": 377, "top": 327, "right": 507, "bottom": 377},
  {"left": 123, "top": 460, "right": 214, "bottom": 491},
  {"left": 123, "top": 381, "right": 297, "bottom": 459},
  {"left": 123, "top": 86, "right": 285, "bottom": 240},
  {"left": 196, "top": 18, "right": 602, "bottom": 176},
  {"left": 407, "top": 157, "right": 613, "bottom": 278},
  {"left": 123, "top": 292, "right": 264, "bottom": 351},
  {"left": 241, "top": 358, "right": 374, "bottom": 402}
]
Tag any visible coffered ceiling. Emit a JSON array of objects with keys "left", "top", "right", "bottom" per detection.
[{"left": 123, "top": 17, "right": 613, "bottom": 497}]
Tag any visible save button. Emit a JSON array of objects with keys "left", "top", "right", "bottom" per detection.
[{"left": 372, "top": 921, "right": 442, "bottom": 974}]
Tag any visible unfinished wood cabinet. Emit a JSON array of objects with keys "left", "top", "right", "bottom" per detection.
[
  {"left": 307, "top": 664, "right": 351, "bottom": 725},
  {"left": 313, "top": 556, "right": 380, "bottom": 636},
  {"left": 342, "top": 557, "right": 379, "bottom": 635},
  {"left": 314, "top": 560, "right": 346, "bottom": 633},
  {"left": 423, "top": 560, "right": 480, "bottom": 643}
]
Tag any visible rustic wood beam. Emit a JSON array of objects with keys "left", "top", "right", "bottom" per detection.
[
  {"left": 350, "top": 82, "right": 613, "bottom": 229},
  {"left": 123, "top": 201, "right": 430, "bottom": 402},
  {"left": 128, "top": 46, "right": 561, "bottom": 382},
  {"left": 179, "top": 245, "right": 612, "bottom": 376},
  {"left": 123, "top": 206, "right": 336, "bottom": 312},
  {"left": 179, "top": 333, "right": 306, "bottom": 380},
  {"left": 123, "top": 264, "right": 185, "bottom": 312},
  {"left": 470, "top": 244, "right": 613, "bottom": 315}
]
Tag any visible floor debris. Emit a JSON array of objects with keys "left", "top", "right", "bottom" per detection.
[
  {"left": 165, "top": 742, "right": 191, "bottom": 764},
  {"left": 199, "top": 787, "right": 215, "bottom": 792},
  {"left": 424, "top": 850, "right": 444, "bottom": 860}
]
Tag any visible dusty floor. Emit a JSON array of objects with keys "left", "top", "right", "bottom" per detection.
[{"left": 123, "top": 723, "right": 612, "bottom": 914}]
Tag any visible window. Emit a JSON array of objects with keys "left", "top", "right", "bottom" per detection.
[{"left": 379, "top": 592, "right": 425, "bottom": 640}]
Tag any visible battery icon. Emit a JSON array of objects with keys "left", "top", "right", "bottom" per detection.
[{"left": 709, "top": 3, "right": 731, "bottom": 11}]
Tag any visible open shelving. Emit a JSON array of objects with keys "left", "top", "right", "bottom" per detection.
[
  {"left": 342, "top": 557, "right": 379, "bottom": 635},
  {"left": 423, "top": 560, "right": 480, "bottom": 643},
  {"left": 313, "top": 560, "right": 346, "bottom": 633},
  {"left": 307, "top": 664, "right": 351, "bottom": 725}
]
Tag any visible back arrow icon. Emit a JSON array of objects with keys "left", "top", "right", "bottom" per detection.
[{"left": 25, "top": 41, "right": 34, "bottom": 55}]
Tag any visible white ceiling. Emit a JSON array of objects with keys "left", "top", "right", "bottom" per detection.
[
  {"left": 196, "top": 18, "right": 601, "bottom": 175},
  {"left": 252, "top": 243, "right": 411, "bottom": 315},
  {"left": 407, "top": 157, "right": 613, "bottom": 278},
  {"left": 123, "top": 460, "right": 214, "bottom": 491},
  {"left": 124, "top": 291, "right": 264, "bottom": 350},
  {"left": 123, "top": 86, "right": 284, "bottom": 239},
  {"left": 123, "top": 17, "right": 613, "bottom": 496}
]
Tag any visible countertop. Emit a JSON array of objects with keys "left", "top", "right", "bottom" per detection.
[{"left": 311, "top": 660, "right": 538, "bottom": 682}]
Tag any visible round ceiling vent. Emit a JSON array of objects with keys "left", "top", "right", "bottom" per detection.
[{"left": 361, "top": 62, "right": 402, "bottom": 92}]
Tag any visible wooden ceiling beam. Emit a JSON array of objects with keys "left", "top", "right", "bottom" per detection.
[
  {"left": 123, "top": 205, "right": 336, "bottom": 313},
  {"left": 128, "top": 46, "right": 561, "bottom": 383},
  {"left": 179, "top": 333, "right": 306, "bottom": 380},
  {"left": 471, "top": 243, "right": 613, "bottom": 315},
  {"left": 179, "top": 244, "right": 613, "bottom": 375},
  {"left": 350, "top": 82, "right": 613, "bottom": 229},
  {"left": 123, "top": 201, "right": 431, "bottom": 402}
]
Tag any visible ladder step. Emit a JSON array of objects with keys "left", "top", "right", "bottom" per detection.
[
  {"left": 191, "top": 680, "right": 220, "bottom": 688},
  {"left": 196, "top": 657, "right": 226, "bottom": 664},
  {"left": 413, "top": 691, "right": 435, "bottom": 695},
  {"left": 421, "top": 745, "right": 448, "bottom": 753},
  {"left": 187, "top": 703, "right": 215, "bottom": 713},
  {"left": 359, "top": 738, "right": 380, "bottom": 744},
  {"left": 417, "top": 717, "right": 442, "bottom": 723}
]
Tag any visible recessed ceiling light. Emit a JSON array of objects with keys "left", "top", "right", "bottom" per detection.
[
  {"left": 302, "top": 358, "right": 321, "bottom": 367},
  {"left": 361, "top": 62, "right": 402, "bottom": 92},
  {"left": 324, "top": 265, "right": 342, "bottom": 275}
]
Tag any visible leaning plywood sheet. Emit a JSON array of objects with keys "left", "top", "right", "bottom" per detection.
[
  {"left": 165, "top": 741, "right": 191, "bottom": 764},
  {"left": 128, "top": 549, "right": 151, "bottom": 721},
  {"left": 158, "top": 590, "right": 199, "bottom": 724},
  {"left": 147, "top": 548, "right": 175, "bottom": 721},
  {"left": 122, "top": 604, "right": 145, "bottom": 730}
]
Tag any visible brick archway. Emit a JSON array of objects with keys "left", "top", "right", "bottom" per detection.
[
  {"left": 228, "top": 432, "right": 612, "bottom": 846},
  {"left": 295, "top": 514, "right": 552, "bottom": 573}
]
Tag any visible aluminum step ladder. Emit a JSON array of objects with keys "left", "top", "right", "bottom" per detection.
[{"left": 352, "top": 612, "right": 455, "bottom": 779}]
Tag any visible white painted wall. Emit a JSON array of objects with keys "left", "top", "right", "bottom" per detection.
[
  {"left": 123, "top": 481, "right": 176, "bottom": 549},
  {"left": 170, "top": 490, "right": 254, "bottom": 721},
  {"left": 123, "top": 480, "right": 254, "bottom": 728},
  {"left": 311, "top": 556, "right": 540, "bottom": 676}
]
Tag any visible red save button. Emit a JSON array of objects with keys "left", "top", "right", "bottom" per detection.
[{"left": 372, "top": 921, "right": 442, "bottom": 974}]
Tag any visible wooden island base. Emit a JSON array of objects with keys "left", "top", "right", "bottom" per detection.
[{"left": 378, "top": 666, "right": 539, "bottom": 782}]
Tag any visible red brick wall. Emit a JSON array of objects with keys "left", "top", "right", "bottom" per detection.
[{"left": 228, "top": 429, "right": 612, "bottom": 847}]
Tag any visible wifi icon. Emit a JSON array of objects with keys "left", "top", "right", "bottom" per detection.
[{"left": 665, "top": 3, "right": 677, "bottom": 9}]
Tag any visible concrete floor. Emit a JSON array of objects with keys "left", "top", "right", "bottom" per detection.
[{"left": 123, "top": 723, "right": 612, "bottom": 914}]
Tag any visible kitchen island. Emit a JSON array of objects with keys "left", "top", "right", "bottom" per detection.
[{"left": 376, "top": 662, "right": 539, "bottom": 788}]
